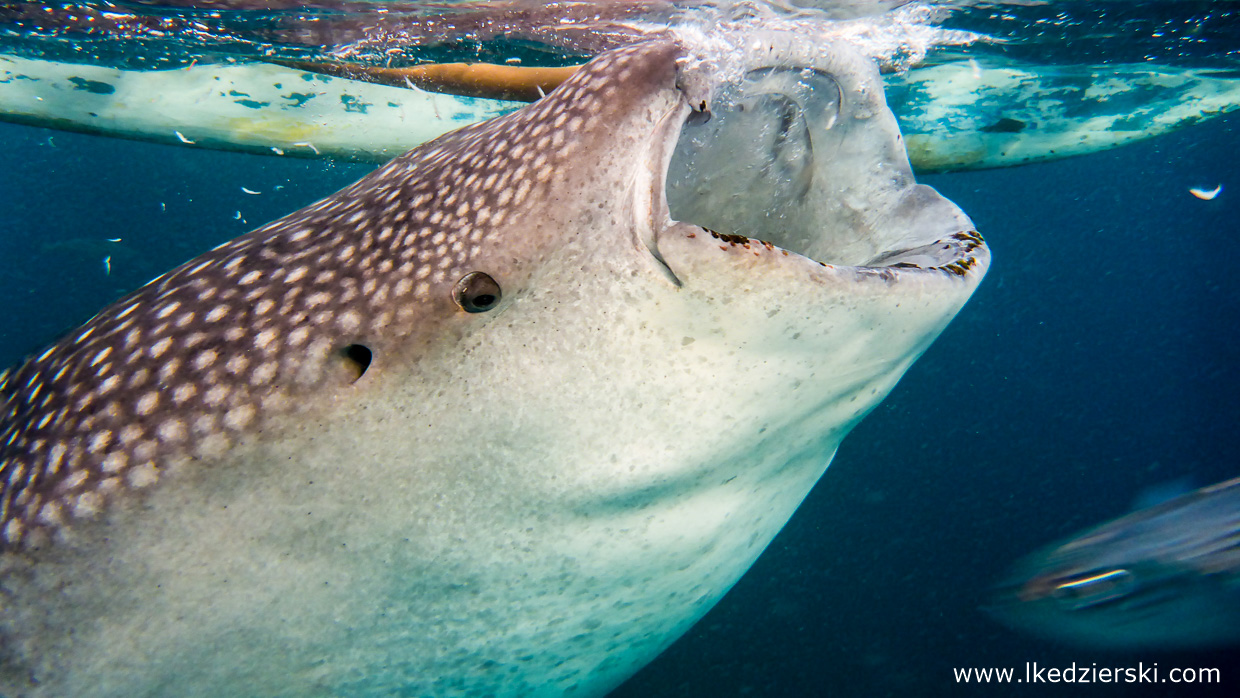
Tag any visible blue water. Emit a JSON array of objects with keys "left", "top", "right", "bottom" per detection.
[
  {"left": 0, "top": 127, "right": 371, "bottom": 360},
  {"left": 1, "top": 106, "right": 1236, "bottom": 694}
]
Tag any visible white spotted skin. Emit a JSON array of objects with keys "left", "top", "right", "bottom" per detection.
[{"left": 0, "top": 39, "right": 987, "bottom": 697}]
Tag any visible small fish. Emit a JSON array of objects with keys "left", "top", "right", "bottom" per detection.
[
  {"left": 293, "top": 141, "right": 320, "bottom": 155},
  {"left": 174, "top": 131, "right": 195, "bottom": 144},
  {"left": 988, "top": 477, "right": 1240, "bottom": 649},
  {"left": 271, "top": 146, "right": 284, "bottom": 155},
  {"left": 241, "top": 187, "right": 261, "bottom": 195},
  {"left": 1189, "top": 184, "right": 1222, "bottom": 200},
  {"left": 105, "top": 238, "right": 121, "bottom": 243},
  {"left": 102, "top": 255, "right": 111, "bottom": 275},
  {"left": 233, "top": 211, "right": 243, "bottom": 220},
  {"left": 159, "top": 202, "right": 165, "bottom": 211}
]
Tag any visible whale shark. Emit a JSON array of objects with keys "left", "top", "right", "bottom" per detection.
[
  {"left": 988, "top": 477, "right": 1240, "bottom": 649},
  {"left": 0, "top": 34, "right": 987, "bottom": 696}
]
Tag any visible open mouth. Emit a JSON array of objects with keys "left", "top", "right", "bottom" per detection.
[{"left": 659, "top": 41, "right": 986, "bottom": 280}]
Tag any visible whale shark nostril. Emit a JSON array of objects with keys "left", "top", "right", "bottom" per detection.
[{"left": 340, "top": 344, "right": 373, "bottom": 383}]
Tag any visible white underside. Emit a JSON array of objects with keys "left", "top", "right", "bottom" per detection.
[{"left": 9, "top": 229, "right": 982, "bottom": 696}]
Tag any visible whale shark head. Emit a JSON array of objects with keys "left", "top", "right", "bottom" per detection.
[{"left": 0, "top": 36, "right": 986, "bottom": 697}]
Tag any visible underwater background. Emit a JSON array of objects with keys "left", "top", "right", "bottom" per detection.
[{"left": 0, "top": 49, "right": 1237, "bottom": 698}]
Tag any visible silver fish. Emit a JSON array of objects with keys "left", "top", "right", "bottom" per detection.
[
  {"left": 0, "top": 36, "right": 986, "bottom": 696},
  {"left": 989, "top": 477, "right": 1240, "bottom": 649}
]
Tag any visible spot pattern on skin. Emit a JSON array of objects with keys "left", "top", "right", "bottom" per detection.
[{"left": 0, "top": 40, "right": 679, "bottom": 548}]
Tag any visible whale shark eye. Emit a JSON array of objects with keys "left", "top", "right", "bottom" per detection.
[{"left": 453, "top": 272, "right": 502, "bottom": 313}]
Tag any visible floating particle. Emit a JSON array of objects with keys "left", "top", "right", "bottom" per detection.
[{"left": 1189, "top": 184, "right": 1222, "bottom": 200}]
